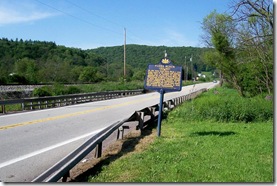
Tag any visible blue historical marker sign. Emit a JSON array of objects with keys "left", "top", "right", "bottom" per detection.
[
  {"left": 144, "top": 55, "right": 182, "bottom": 92},
  {"left": 144, "top": 52, "right": 183, "bottom": 137}
]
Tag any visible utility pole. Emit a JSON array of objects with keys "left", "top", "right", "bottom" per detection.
[
  {"left": 185, "top": 56, "right": 187, "bottom": 82},
  {"left": 190, "top": 55, "right": 193, "bottom": 81},
  {"left": 123, "top": 28, "right": 126, "bottom": 80}
]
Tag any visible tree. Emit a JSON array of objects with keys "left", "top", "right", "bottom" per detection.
[
  {"left": 132, "top": 69, "right": 146, "bottom": 81},
  {"left": 201, "top": 11, "right": 245, "bottom": 95},
  {"left": 230, "top": 0, "right": 273, "bottom": 95},
  {"left": 15, "top": 58, "right": 38, "bottom": 83},
  {"left": 201, "top": 0, "right": 273, "bottom": 96},
  {"left": 79, "top": 66, "right": 103, "bottom": 83}
]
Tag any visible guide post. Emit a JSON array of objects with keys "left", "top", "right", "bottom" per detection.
[{"left": 144, "top": 52, "right": 183, "bottom": 136}]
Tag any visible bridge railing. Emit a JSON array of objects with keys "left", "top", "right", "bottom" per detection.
[
  {"left": 32, "top": 88, "right": 207, "bottom": 182},
  {"left": 0, "top": 89, "right": 143, "bottom": 114}
]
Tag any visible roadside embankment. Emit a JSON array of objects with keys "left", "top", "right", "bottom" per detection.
[{"left": 0, "top": 85, "right": 45, "bottom": 99}]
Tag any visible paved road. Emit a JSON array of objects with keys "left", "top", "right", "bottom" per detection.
[{"left": 0, "top": 82, "right": 217, "bottom": 182}]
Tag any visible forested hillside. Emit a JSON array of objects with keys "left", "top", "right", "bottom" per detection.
[
  {"left": 88, "top": 45, "right": 213, "bottom": 81},
  {"left": 0, "top": 38, "right": 212, "bottom": 84},
  {"left": 0, "top": 38, "right": 106, "bottom": 84}
]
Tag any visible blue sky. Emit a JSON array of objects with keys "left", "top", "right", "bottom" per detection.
[{"left": 0, "top": 0, "right": 232, "bottom": 49}]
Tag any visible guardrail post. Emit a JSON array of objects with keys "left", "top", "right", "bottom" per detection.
[
  {"left": 95, "top": 142, "right": 103, "bottom": 158},
  {"left": 21, "top": 102, "right": 25, "bottom": 111},
  {"left": 137, "top": 111, "right": 144, "bottom": 130},
  {"left": 168, "top": 100, "right": 172, "bottom": 109},
  {"left": 38, "top": 101, "right": 41, "bottom": 109},
  {"left": 164, "top": 101, "right": 169, "bottom": 111},
  {"left": 117, "top": 127, "right": 123, "bottom": 139},
  {"left": 117, "top": 125, "right": 129, "bottom": 139},
  {"left": 1, "top": 105, "right": 5, "bottom": 114},
  {"left": 168, "top": 101, "right": 172, "bottom": 109},
  {"left": 170, "top": 100, "right": 175, "bottom": 109},
  {"left": 150, "top": 107, "right": 155, "bottom": 120},
  {"left": 62, "top": 171, "right": 70, "bottom": 182},
  {"left": 171, "top": 99, "right": 175, "bottom": 108}
]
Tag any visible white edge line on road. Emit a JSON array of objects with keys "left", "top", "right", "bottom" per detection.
[{"left": 0, "top": 128, "right": 104, "bottom": 169}]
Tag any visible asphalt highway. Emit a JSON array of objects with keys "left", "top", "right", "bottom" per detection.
[{"left": 0, "top": 82, "right": 218, "bottom": 182}]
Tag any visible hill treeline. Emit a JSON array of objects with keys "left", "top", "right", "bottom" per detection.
[
  {"left": 0, "top": 38, "right": 106, "bottom": 84},
  {"left": 89, "top": 45, "right": 213, "bottom": 80},
  {"left": 0, "top": 38, "right": 213, "bottom": 84}
]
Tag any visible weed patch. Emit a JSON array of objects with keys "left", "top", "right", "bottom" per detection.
[{"left": 171, "top": 87, "right": 273, "bottom": 123}]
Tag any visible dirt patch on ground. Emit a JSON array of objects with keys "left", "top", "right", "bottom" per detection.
[{"left": 67, "top": 125, "right": 157, "bottom": 182}]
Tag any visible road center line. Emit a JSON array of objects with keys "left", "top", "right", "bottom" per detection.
[{"left": 0, "top": 94, "right": 159, "bottom": 131}]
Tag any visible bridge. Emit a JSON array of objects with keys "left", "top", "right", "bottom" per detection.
[{"left": 0, "top": 82, "right": 218, "bottom": 182}]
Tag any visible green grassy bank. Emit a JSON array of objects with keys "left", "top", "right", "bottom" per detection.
[{"left": 88, "top": 87, "right": 273, "bottom": 183}]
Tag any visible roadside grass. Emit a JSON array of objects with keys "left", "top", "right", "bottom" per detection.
[
  {"left": 88, "top": 87, "right": 273, "bottom": 183},
  {"left": 88, "top": 121, "right": 273, "bottom": 183}
]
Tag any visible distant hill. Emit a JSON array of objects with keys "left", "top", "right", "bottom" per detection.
[
  {"left": 0, "top": 38, "right": 107, "bottom": 84},
  {"left": 88, "top": 44, "right": 213, "bottom": 71},
  {"left": 0, "top": 38, "right": 214, "bottom": 84}
]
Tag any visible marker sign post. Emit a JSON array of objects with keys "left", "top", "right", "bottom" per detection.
[{"left": 144, "top": 54, "right": 182, "bottom": 136}]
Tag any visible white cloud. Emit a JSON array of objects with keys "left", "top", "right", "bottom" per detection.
[
  {"left": 0, "top": 9, "right": 56, "bottom": 25},
  {"left": 0, "top": 1, "right": 59, "bottom": 25},
  {"left": 162, "top": 29, "right": 199, "bottom": 47},
  {"left": 137, "top": 29, "right": 201, "bottom": 47}
]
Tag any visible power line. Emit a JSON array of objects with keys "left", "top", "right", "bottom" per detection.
[
  {"left": 63, "top": 0, "right": 149, "bottom": 46},
  {"left": 65, "top": 0, "right": 125, "bottom": 29},
  {"left": 34, "top": 0, "right": 122, "bottom": 36},
  {"left": 127, "top": 30, "right": 152, "bottom": 46},
  {"left": 35, "top": 0, "right": 149, "bottom": 46}
]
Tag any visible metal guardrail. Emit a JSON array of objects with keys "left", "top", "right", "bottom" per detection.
[
  {"left": 32, "top": 88, "right": 207, "bottom": 182},
  {"left": 0, "top": 89, "right": 143, "bottom": 114}
]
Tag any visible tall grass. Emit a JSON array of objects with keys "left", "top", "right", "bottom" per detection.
[{"left": 172, "top": 87, "right": 273, "bottom": 123}]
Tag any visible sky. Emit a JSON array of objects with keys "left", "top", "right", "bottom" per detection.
[{"left": 0, "top": 0, "right": 232, "bottom": 49}]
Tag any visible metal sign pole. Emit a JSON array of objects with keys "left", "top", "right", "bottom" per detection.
[
  {"left": 157, "top": 89, "right": 164, "bottom": 137},
  {"left": 144, "top": 52, "right": 182, "bottom": 137}
]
